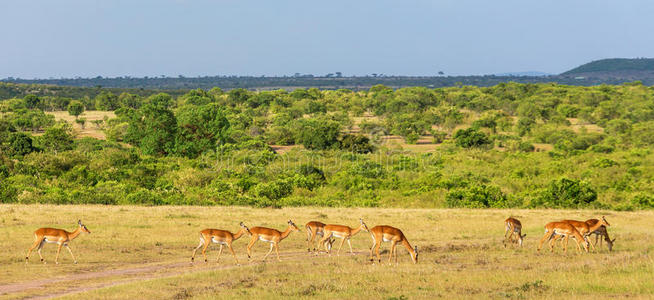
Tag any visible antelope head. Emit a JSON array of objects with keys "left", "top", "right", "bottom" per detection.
[
  {"left": 78, "top": 220, "right": 91, "bottom": 234},
  {"left": 288, "top": 220, "right": 300, "bottom": 232},
  {"left": 240, "top": 222, "right": 252, "bottom": 235},
  {"left": 359, "top": 218, "right": 369, "bottom": 232}
]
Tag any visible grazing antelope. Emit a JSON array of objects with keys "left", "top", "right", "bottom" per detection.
[
  {"left": 247, "top": 220, "right": 300, "bottom": 262},
  {"left": 191, "top": 222, "right": 251, "bottom": 265},
  {"left": 25, "top": 220, "right": 91, "bottom": 264},
  {"left": 317, "top": 218, "right": 369, "bottom": 255},
  {"left": 549, "top": 217, "right": 611, "bottom": 252},
  {"left": 305, "top": 221, "right": 334, "bottom": 253},
  {"left": 586, "top": 218, "right": 615, "bottom": 251},
  {"left": 537, "top": 221, "right": 589, "bottom": 253},
  {"left": 369, "top": 225, "right": 418, "bottom": 264},
  {"left": 504, "top": 217, "right": 526, "bottom": 247}
]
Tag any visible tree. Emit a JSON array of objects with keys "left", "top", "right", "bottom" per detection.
[
  {"left": 41, "top": 123, "right": 74, "bottom": 153},
  {"left": 8, "top": 132, "right": 34, "bottom": 156},
  {"left": 95, "top": 91, "right": 120, "bottom": 111},
  {"left": 24, "top": 94, "right": 40, "bottom": 109},
  {"left": 75, "top": 118, "right": 87, "bottom": 129},
  {"left": 125, "top": 93, "right": 177, "bottom": 155},
  {"left": 340, "top": 134, "right": 375, "bottom": 153},
  {"left": 534, "top": 178, "right": 597, "bottom": 208},
  {"left": 453, "top": 128, "right": 491, "bottom": 148},
  {"left": 179, "top": 89, "right": 213, "bottom": 106},
  {"left": 67, "top": 100, "right": 85, "bottom": 119},
  {"left": 118, "top": 93, "right": 142, "bottom": 109},
  {"left": 295, "top": 118, "right": 341, "bottom": 150},
  {"left": 175, "top": 103, "right": 230, "bottom": 158}
]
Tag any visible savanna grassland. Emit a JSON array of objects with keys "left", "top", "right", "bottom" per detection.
[
  {"left": 0, "top": 205, "right": 652, "bottom": 299},
  {"left": 2, "top": 82, "right": 654, "bottom": 298}
]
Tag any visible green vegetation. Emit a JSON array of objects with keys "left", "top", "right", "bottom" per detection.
[{"left": 2, "top": 82, "right": 654, "bottom": 209}]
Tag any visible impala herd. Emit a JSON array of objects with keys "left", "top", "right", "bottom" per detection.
[{"left": 25, "top": 215, "right": 614, "bottom": 265}]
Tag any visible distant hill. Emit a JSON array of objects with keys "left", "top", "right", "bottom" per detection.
[{"left": 561, "top": 58, "right": 654, "bottom": 79}]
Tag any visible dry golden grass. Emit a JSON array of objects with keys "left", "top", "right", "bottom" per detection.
[
  {"left": 0, "top": 205, "right": 652, "bottom": 299},
  {"left": 46, "top": 110, "right": 115, "bottom": 139},
  {"left": 533, "top": 143, "right": 554, "bottom": 152}
]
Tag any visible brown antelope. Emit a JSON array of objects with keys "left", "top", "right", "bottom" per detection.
[
  {"left": 549, "top": 217, "right": 611, "bottom": 252},
  {"left": 586, "top": 218, "right": 615, "bottom": 251},
  {"left": 247, "top": 220, "right": 300, "bottom": 262},
  {"left": 538, "top": 221, "right": 589, "bottom": 253},
  {"left": 305, "top": 221, "right": 334, "bottom": 253},
  {"left": 369, "top": 225, "right": 418, "bottom": 264},
  {"left": 551, "top": 216, "right": 611, "bottom": 251},
  {"left": 317, "top": 218, "right": 369, "bottom": 255},
  {"left": 191, "top": 222, "right": 251, "bottom": 265},
  {"left": 504, "top": 217, "right": 526, "bottom": 247},
  {"left": 25, "top": 220, "right": 91, "bottom": 264}
]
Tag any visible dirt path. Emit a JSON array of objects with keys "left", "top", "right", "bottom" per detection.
[{"left": 1, "top": 251, "right": 368, "bottom": 299}]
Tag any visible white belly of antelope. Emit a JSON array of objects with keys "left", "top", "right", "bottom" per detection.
[
  {"left": 43, "top": 237, "right": 60, "bottom": 244},
  {"left": 211, "top": 238, "right": 228, "bottom": 245}
]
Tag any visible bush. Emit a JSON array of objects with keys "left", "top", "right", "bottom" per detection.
[
  {"left": 432, "top": 130, "right": 448, "bottom": 143},
  {"left": 252, "top": 179, "right": 293, "bottom": 203},
  {"left": 340, "top": 134, "right": 374, "bottom": 154},
  {"left": 517, "top": 141, "right": 535, "bottom": 152},
  {"left": 8, "top": 132, "right": 35, "bottom": 157},
  {"left": 453, "top": 128, "right": 491, "bottom": 148},
  {"left": 67, "top": 100, "right": 85, "bottom": 118},
  {"left": 297, "top": 164, "right": 326, "bottom": 181},
  {"left": 592, "top": 158, "right": 618, "bottom": 168},
  {"left": 125, "top": 189, "right": 164, "bottom": 205},
  {"left": 0, "top": 183, "right": 18, "bottom": 203},
  {"left": 631, "top": 194, "right": 654, "bottom": 209},
  {"left": 95, "top": 91, "right": 120, "bottom": 111},
  {"left": 533, "top": 178, "right": 597, "bottom": 208},
  {"left": 41, "top": 123, "right": 74, "bottom": 152},
  {"left": 445, "top": 185, "right": 510, "bottom": 208}
]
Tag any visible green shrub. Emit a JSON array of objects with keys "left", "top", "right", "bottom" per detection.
[
  {"left": 532, "top": 178, "right": 597, "bottom": 208},
  {"left": 445, "top": 185, "right": 510, "bottom": 208},
  {"left": 8, "top": 132, "right": 34, "bottom": 157},
  {"left": 631, "top": 194, "right": 654, "bottom": 209},
  {"left": 592, "top": 158, "right": 618, "bottom": 168},
  {"left": 453, "top": 128, "right": 491, "bottom": 148},
  {"left": 0, "top": 183, "right": 18, "bottom": 203},
  {"left": 295, "top": 118, "right": 341, "bottom": 150},
  {"left": 125, "top": 189, "right": 164, "bottom": 205},
  {"left": 252, "top": 179, "right": 293, "bottom": 204},
  {"left": 517, "top": 141, "right": 535, "bottom": 152},
  {"left": 340, "top": 134, "right": 375, "bottom": 154}
]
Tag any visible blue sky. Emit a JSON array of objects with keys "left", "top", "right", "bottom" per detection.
[{"left": 1, "top": 0, "right": 652, "bottom": 78}]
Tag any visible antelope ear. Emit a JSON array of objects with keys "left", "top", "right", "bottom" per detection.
[
  {"left": 240, "top": 222, "right": 244, "bottom": 226},
  {"left": 414, "top": 246, "right": 418, "bottom": 253},
  {"left": 78, "top": 220, "right": 82, "bottom": 225}
]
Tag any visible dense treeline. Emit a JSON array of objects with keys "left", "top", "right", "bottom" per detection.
[
  {"left": 4, "top": 74, "right": 654, "bottom": 91},
  {"left": 1, "top": 82, "right": 654, "bottom": 209},
  {"left": 0, "top": 83, "right": 187, "bottom": 103}
]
